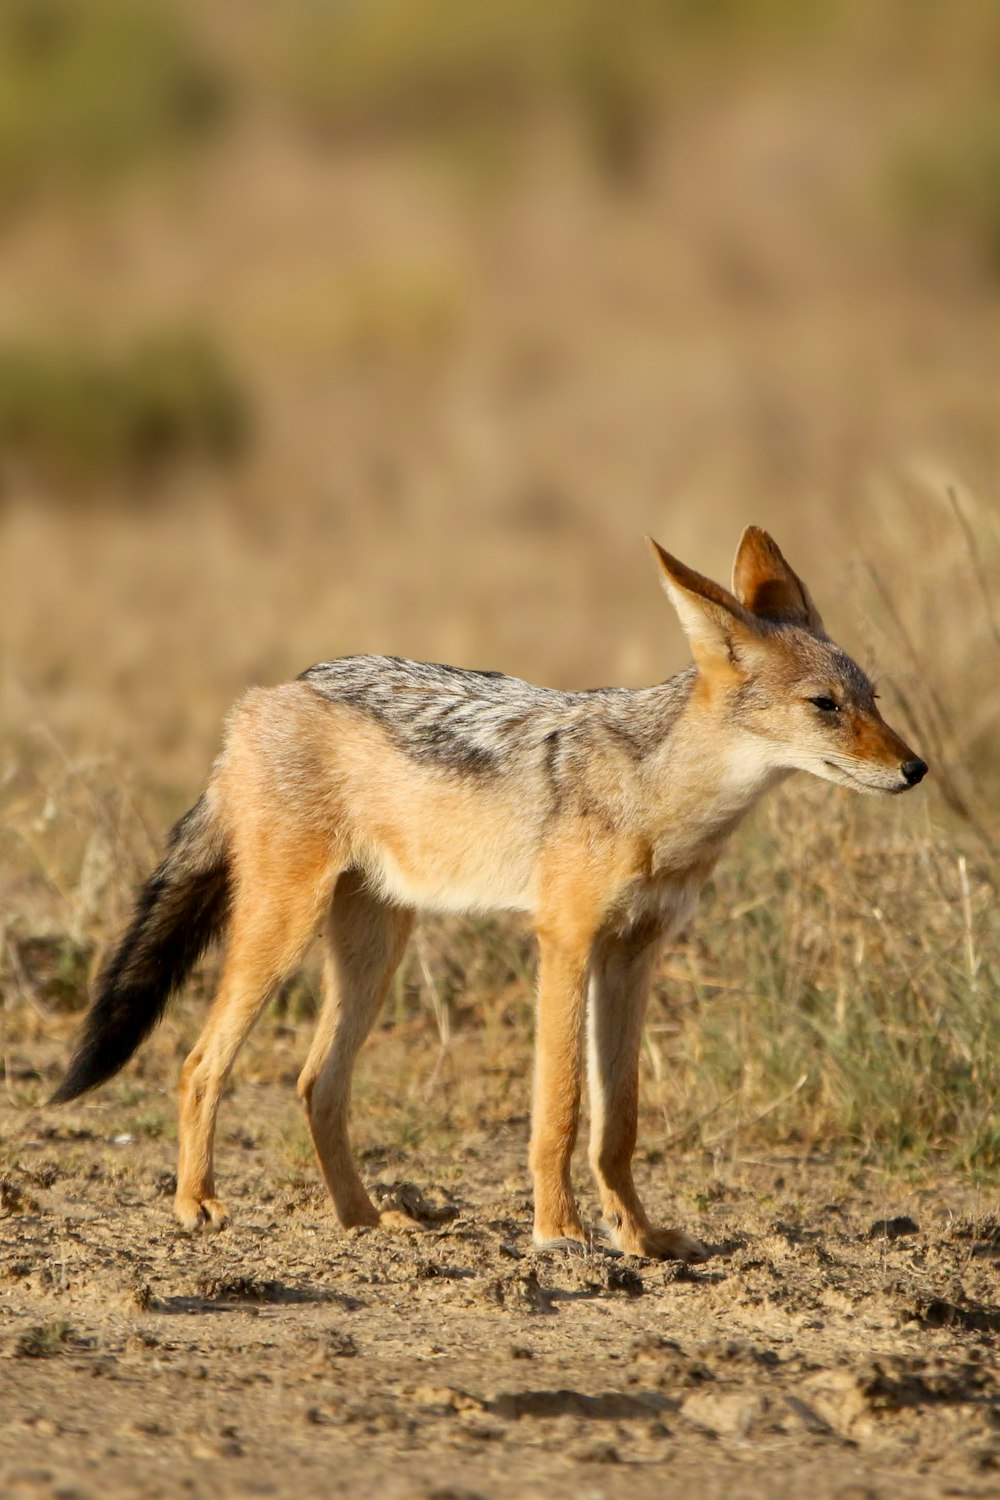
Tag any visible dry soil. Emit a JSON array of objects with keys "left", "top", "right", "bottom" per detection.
[{"left": 2, "top": 1032, "right": 999, "bottom": 1500}]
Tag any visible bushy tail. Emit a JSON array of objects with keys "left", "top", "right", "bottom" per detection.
[{"left": 50, "top": 793, "right": 230, "bottom": 1105}]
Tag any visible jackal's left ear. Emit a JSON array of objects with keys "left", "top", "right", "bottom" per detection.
[
  {"left": 646, "top": 537, "right": 763, "bottom": 675},
  {"left": 731, "top": 526, "right": 825, "bottom": 633}
]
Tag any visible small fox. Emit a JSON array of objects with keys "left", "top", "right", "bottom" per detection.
[{"left": 53, "top": 528, "right": 927, "bottom": 1261}]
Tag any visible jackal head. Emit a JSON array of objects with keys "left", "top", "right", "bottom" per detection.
[{"left": 648, "top": 527, "right": 928, "bottom": 796}]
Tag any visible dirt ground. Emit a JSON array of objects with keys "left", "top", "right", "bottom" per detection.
[{"left": 2, "top": 1022, "right": 999, "bottom": 1500}]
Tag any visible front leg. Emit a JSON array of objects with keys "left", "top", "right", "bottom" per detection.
[
  {"left": 587, "top": 927, "right": 707, "bottom": 1263},
  {"left": 529, "top": 928, "right": 594, "bottom": 1249}
]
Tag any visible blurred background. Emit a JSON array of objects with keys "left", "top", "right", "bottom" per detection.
[
  {"left": 1, "top": 0, "right": 998, "bottom": 926},
  {"left": 3, "top": 0, "right": 1000, "bottom": 1173}
]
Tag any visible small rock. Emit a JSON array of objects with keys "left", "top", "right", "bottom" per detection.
[
  {"left": 191, "top": 1437, "right": 243, "bottom": 1460},
  {"left": 867, "top": 1216, "right": 919, "bottom": 1241},
  {"left": 783, "top": 1394, "right": 835, "bottom": 1435},
  {"left": 412, "top": 1384, "right": 484, "bottom": 1416},
  {"left": 973, "top": 1442, "right": 1000, "bottom": 1472},
  {"left": 316, "top": 1330, "right": 358, "bottom": 1361},
  {"left": 603, "top": 1261, "right": 644, "bottom": 1297},
  {"left": 0, "top": 1179, "right": 40, "bottom": 1216},
  {"left": 801, "top": 1369, "right": 868, "bottom": 1435},
  {"left": 681, "top": 1390, "right": 769, "bottom": 1438},
  {"left": 570, "top": 1439, "right": 620, "bottom": 1464},
  {"left": 122, "top": 1281, "right": 153, "bottom": 1312}
]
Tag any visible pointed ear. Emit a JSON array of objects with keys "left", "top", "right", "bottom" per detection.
[
  {"left": 646, "top": 536, "right": 762, "bottom": 676},
  {"left": 731, "top": 525, "right": 825, "bottom": 633}
]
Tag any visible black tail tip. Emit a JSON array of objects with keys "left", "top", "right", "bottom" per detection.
[
  {"left": 47, "top": 1079, "right": 79, "bottom": 1107},
  {"left": 47, "top": 1063, "right": 93, "bottom": 1107}
]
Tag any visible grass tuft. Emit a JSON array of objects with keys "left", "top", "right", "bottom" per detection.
[
  {"left": 0, "top": 0, "right": 229, "bottom": 208},
  {"left": 0, "top": 333, "right": 250, "bottom": 489},
  {"left": 14, "top": 1320, "right": 76, "bottom": 1358}
]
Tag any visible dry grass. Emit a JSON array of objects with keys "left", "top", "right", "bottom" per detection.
[
  {"left": 3, "top": 720, "right": 997, "bottom": 1184},
  {"left": 1, "top": 1, "right": 998, "bottom": 1190}
]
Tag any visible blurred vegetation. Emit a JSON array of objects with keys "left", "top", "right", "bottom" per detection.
[
  {"left": 260, "top": 0, "right": 852, "bottom": 182},
  {"left": 894, "top": 108, "right": 1000, "bottom": 280},
  {"left": 0, "top": 334, "right": 249, "bottom": 489},
  {"left": 0, "top": 0, "right": 228, "bottom": 209},
  {"left": 2, "top": 0, "right": 1000, "bottom": 220},
  {"left": 267, "top": 0, "right": 663, "bottom": 181},
  {"left": 8, "top": 932, "right": 93, "bottom": 1012}
]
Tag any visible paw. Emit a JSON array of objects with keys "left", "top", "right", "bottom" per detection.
[
  {"left": 371, "top": 1182, "right": 458, "bottom": 1229},
  {"left": 175, "top": 1194, "right": 230, "bottom": 1233},
  {"left": 378, "top": 1208, "right": 430, "bottom": 1233},
  {"left": 532, "top": 1222, "right": 589, "bottom": 1254},
  {"left": 612, "top": 1224, "right": 708, "bottom": 1263},
  {"left": 534, "top": 1234, "right": 623, "bottom": 1259}
]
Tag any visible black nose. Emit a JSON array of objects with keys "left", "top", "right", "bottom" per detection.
[{"left": 901, "top": 757, "right": 928, "bottom": 786}]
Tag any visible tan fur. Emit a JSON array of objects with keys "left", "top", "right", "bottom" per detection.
[{"left": 69, "top": 528, "right": 926, "bottom": 1261}]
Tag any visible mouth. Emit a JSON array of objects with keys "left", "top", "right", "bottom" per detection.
[{"left": 823, "top": 759, "right": 907, "bottom": 795}]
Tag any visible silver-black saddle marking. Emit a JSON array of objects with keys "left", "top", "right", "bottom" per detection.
[{"left": 299, "top": 655, "right": 695, "bottom": 779}]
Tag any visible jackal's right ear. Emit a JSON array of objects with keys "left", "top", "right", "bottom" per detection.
[
  {"left": 731, "top": 526, "right": 825, "bottom": 633},
  {"left": 646, "top": 537, "right": 761, "bottom": 676}
]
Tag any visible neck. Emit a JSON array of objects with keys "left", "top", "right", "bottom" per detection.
[{"left": 636, "top": 674, "right": 792, "bottom": 872}]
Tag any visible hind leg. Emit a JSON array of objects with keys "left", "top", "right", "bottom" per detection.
[
  {"left": 175, "top": 848, "right": 336, "bottom": 1231},
  {"left": 297, "top": 871, "right": 414, "bottom": 1231}
]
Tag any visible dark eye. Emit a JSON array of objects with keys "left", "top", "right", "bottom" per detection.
[{"left": 809, "top": 695, "right": 840, "bottom": 713}]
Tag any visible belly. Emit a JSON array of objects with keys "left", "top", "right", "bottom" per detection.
[
  {"left": 371, "top": 843, "right": 535, "bottom": 914},
  {"left": 360, "top": 799, "right": 538, "bottom": 914},
  {"left": 347, "top": 747, "right": 545, "bottom": 914}
]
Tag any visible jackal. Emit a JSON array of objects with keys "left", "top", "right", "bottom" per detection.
[{"left": 53, "top": 528, "right": 927, "bottom": 1260}]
